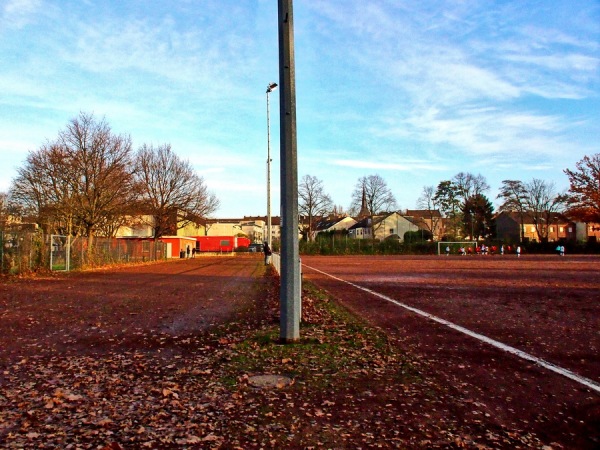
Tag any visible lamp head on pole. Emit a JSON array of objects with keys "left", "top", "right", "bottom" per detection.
[{"left": 266, "top": 82, "right": 278, "bottom": 93}]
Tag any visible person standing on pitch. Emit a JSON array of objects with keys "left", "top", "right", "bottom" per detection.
[{"left": 263, "top": 241, "right": 272, "bottom": 265}]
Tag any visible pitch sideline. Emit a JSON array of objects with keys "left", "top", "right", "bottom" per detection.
[{"left": 303, "top": 264, "right": 600, "bottom": 395}]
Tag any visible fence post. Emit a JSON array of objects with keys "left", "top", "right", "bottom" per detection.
[{"left": 67, "top": 235, "right": 71, "bottom": 271}]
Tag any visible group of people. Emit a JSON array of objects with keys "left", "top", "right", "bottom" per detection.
[
  {"left": 448, "top": 244, "right": 522, "bottom": 257},
  {"left": 448, "top": 244, "right": 567, "bottom": 257},
  {"left": 185, "top": 245, "right": 197, "bottom": 258}
]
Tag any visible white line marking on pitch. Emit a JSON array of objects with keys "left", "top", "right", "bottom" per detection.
[{"left": 304, "top": 264, "right": 600, "bottom": 394}]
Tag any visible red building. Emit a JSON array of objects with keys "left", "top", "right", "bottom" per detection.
[
  {"left": 159, "top": 236, "right": 197, "bottom": 258},
  {"left": 193, "top": 236, "right": 250, "bottom": 252}
]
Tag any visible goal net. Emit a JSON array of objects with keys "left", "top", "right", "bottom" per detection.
[{"left": 437, "top": 241, "right": 476, "bottom": 255}]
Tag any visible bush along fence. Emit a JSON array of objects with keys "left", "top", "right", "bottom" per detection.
[
  {"left": 0, "top": 230, "right": 44, "bottom": 275},
  {"left": 1, "top": 231, "right": 167, "bottom": 275},
  {"left": 299, "top": 235, "right": 437, "bottom": 256},
  {"left": 298, "top": 234, "right": 600, "bottom": 256}
]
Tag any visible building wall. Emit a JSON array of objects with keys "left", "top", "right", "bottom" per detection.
[
  {"left": 349, "top": 213, "right": 420, "bottom": 242},
  {"left": 375, "top": 213, "right": 420, "bottom": 241},
  {"left": 206, "top": 222, "right": 242, "bottom": 237},
  {"left": 115, "top": 215, "right": 154, "bottom": 237},
  {"left": 178, "top": 221, "right": 206, "bottom": 237},
  {"left": 495, "top": 214, "right": 521, "bottom": 243},
  {"left": 240, "top": 220, "right": 265, "bottom": 243}
]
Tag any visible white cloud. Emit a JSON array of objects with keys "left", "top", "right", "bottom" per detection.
[
  {"left": 332, "top": 159, "right": 446, "bottom": 172},
  {"left": 48, "top": 9, "right": 259, "bottom": 100},
  {"left": 1, "top": 0, "right": 42, "bottom": 28},
  {"left": 505, "top": 53, "right": 599, "bottom": 73},
  {"left": 1, "top": 1, "right": 598, "bottom": 215}
]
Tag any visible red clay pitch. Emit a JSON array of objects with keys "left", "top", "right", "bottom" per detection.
[{"left": 302, "top": 254, "right": 600, "bottom": 448}]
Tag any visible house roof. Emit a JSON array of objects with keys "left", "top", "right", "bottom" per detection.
[
  {"left": 404, "top": 215, "right": 428, "bottom": 229},
  {"left": 243, "top": 216, "right": 281, "bottom": 226},
  {"left": 405, "top": 209, "right": 442, "bottom": 218},
  {"left": 314, "top": 216, "right": 353, "bottom": 231},
  {"left": 348, "top": 213, "right": 395, "bottom": 230},
  {"left": 204, "top": 218, "right": 243, "bottom": 224},
  {"left": 349, "top": 212, "right": 430, "bottom": 231},
  {"left": 495, "top": 211, "right": 572, "bottom": 224},
  {"left": 348, "top": 217, "right": 371, "bottom": 230}
]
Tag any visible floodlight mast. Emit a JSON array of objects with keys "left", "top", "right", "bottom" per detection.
[
  {"left": 266, "top": 82, "right": 277, "bottom": 249},
  {"left": 278, "top": 0, "right": 300, "bottom": 343}
]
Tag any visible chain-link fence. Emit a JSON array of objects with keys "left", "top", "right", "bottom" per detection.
[
  {"left": 67, "top": 236, "right": 167, "bottom": 269},
  {"left": 1, "top": 231, "right": 167, "bottom": 275},
  {"left": 1, "top": 230, "right": 45, "bottom": 274}
]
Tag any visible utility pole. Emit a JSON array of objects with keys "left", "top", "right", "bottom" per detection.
[
  {"left": 278, "top": 0, "right": 300, "bottom": 342},
  {"left": 266, "top": 82, "right": 278, "bottom": 249}
]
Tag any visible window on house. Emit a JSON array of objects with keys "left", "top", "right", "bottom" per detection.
[
  {"left": 550, "top": 226, "right": 554, "bottom": 232},
  {"left": 559, "top": 227, "right": 564, "bottom": 233},
  {"left": 390, "top": 228, "right": 394, "bottom": 234},
  {"left": 531, "top": 226, "right": 536, "bottom": 232},
  {"left": 142, "top": 241, "right": 150, "bottom": 253}
]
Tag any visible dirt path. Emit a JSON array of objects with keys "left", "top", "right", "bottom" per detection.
[
  {"left": 0, "top": 256, "right": 265, "bottom": 365},
  {"left": 302, "top": 255, "right": 600, "bottom": 449}
]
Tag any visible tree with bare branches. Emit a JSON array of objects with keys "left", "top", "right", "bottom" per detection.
[
  {"left": 350, "top": 175, "right": 397, "bottom": 238},
  {"left": 417, "top": 185, "right": 443, "bottom": 239},
  {"left": 58, "top": 113, "right": 136, "bottom": 247},
  {"left": 10, "top": 112, "right": 136, "bottom": 245},
  {"left": 523, "top": 179, "right": 567, "bottom": 242},
  {"left": 452, "top": 172, "right": 490, "bottom": 200},
  {"left": 10, "top": 143, "right": 77, "bottom": 234},
  {"left": 497, "top": 180, "right": 528, "bottom": 242},
  {"left": 299, "top": 175, "right": 333, "bottom": 241},
  {"left": 0, "top": 192, "right": 8, "bottom": 229},
  {"left": 134, "top": 143, "right": 219, "bottom": 239}
]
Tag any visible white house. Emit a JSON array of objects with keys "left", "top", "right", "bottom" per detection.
[
  {"left": 313, "top": 216, "right": 357, "bottom": 239},
  {"left": 348, "top": 212, "right": 422, "bottom": 241}
]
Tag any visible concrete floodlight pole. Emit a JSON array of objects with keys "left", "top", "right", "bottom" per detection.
[
  {"left": 278, "top": 0, "right": 300, "bottom": 342},
  {"left": 266, "top": 82, "right": 278, "bottom": 249}
]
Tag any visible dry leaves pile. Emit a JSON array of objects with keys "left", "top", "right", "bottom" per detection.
[{"left": 1, "top": 270, "right": 549, "bottom": 449}]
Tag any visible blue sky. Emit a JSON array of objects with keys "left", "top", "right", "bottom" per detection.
[{"left": 1, "top": 0, "right": 598, "bottom": 218}]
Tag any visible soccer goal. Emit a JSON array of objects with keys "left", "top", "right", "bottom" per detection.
[{"left": 437, "top": 241, "right": 476, "bottom": 256}]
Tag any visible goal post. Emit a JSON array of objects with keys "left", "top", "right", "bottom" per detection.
[{"left": 437, "top": 241, "right": 477, "bottom": 255}]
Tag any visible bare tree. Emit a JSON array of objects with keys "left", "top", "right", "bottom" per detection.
[
  {"left": 59, "top": 113, "right": 136, "bottom": 248},
  {"left": 10, "top": 113, "right": 136, "bottom": 250},
  {"left": 350, "top": 174, "right": 397, "bottom": 238},
  {"left": 453, "top": 172, "right": 490, "bottom": 200},
  {"left": 497, "top": 180, "right": 528, "bottom": 241},
  {"left": 0, "top": 192, "right": 8, "bottom": 229},
  {"left": 11, "top": 143, "right": 80, "bottom": 235},
  {"left": 134, "top": 143, "right": 219, "bottom": 239},
  {"left": 299, "top": 175, "right": 333, "bottom": 241},
  {"left": 564, "top": 153, "right": 600, "bottom": 223},
  {"left": 524, "top": 179, "right": 567, "bottom": 243},
  {"left": 417, "top": 185, "right": 443, "bottom": 239},
  {"left": 331, "top": 204, "right": 347, "bottom": 217}
]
